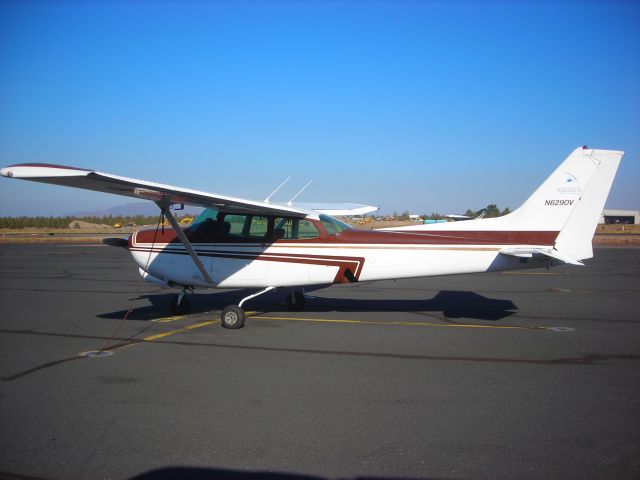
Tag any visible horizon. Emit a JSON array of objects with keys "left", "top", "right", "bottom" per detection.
[
  {"left": 1, "top": 1, "right": 638, "bottom": 216},
  {"left": 0, "top": 199, "right": 503, "bottom": 219}
]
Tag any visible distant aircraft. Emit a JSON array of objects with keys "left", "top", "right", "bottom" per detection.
[
  {"left": 445, "top": 214, "right": 473, "bottom": 221},
  {"left": 1, "top": 146, "right": 623, "bottom": 328}
]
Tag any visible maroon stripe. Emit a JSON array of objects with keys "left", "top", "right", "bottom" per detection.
[
  {"left": 134, "top": 227, "right": 558, "bottom": 246},
  {"left": 131, "top": 245, "right": 365, "bottom": 284},
  {"left": 340, "top": 229, "right": 559, "bottom": 246}
]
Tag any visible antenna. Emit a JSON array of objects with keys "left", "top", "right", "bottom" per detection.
[
  {"left": 264, "top": 176, "right": 291, "bottom": 203},
  {"left": 287, "top": 180, "right": 312, "bottom": 206}
]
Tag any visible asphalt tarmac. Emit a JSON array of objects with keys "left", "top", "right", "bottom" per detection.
[{"left": 0, "top": 244, "right": 639, "bottom": 480}]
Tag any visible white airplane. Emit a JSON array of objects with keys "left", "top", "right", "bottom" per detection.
[{"left": 1, "top": 146, "right": 623, "bottom": 328}]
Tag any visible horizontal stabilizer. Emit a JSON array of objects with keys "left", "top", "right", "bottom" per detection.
[{"left": 500, "top": 247, "right": 584, "bottom": 266}]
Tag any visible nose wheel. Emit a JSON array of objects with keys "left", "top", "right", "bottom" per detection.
[
  {"left": 285, "top": 290, "right": 306, "bottom": 311},
  {"left": 169, "top": 290, "right": 191, "bottom": 315}
]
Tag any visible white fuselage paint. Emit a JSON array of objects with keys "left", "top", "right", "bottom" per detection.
[{"left": 129, "top": 240, "right": 550, "bottom": 289}]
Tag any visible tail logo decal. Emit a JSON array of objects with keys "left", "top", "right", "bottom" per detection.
[{"left": 557, "top": 173, "right": 582, "bottom": 195}]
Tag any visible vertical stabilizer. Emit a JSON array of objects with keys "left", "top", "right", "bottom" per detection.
[
  {"left": 507, "top": 147, "right": 624, "bottom": 259},
  {"left": 507, "top": 147, "right": 617, "bottom": 232}
]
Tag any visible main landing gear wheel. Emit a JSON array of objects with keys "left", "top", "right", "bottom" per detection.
[
  {"left": 169, "top": 294, "right": 191, "bottom": 315},
  {"left": 286, "top": 291, "right": 306, "bottom": 311},
  {"left": 221, "top": 305, "right": 246, "bottom": 329}
]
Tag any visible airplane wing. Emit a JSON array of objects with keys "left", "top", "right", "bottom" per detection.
[
  {"left": 0, "top": 163, "right": 377, "bottom": 217},
  {"left": 294, "top": 202, "right": 379, "bottom": 216}
]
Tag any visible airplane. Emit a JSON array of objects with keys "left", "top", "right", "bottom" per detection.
[{"left": 0, "top": 146, "right": 623, "bottom": 329}]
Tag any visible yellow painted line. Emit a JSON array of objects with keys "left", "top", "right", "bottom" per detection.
[
  {"left": 143, "top": 320, "right": 220, "bottom": 341},
  {"left": 250, "top": 315, "right": 547, "bottom": 331},
  {"left": 501, "top": 271, "right": 559, "bottom": 275},
  {"left": 143, "top": 331, "right": 180, "bottom": 341},
  {"left": 151, "top": 308, "right": 220, "bottom": 324},
  {"left": 151, "top": 315, "right": 186, "bottom": 323},
  {"left": 101, "top": 319, "right": 220, "bottom": 352},
  {"left": 184, "top": 320, "right": 219, "bottom": 330}
]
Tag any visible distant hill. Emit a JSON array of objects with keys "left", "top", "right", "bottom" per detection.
[{"left": 68, "top": 202, "right": 203, "bottom": 217}]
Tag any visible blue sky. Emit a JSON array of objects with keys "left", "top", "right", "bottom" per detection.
[{"left": 0, "top": 0, "right": 638, "bottom": 216}]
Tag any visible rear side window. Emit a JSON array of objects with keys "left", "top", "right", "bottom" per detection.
[
  {"left": 297, "top": 219, "right": 320, "bottom": 239},
  {"left": 248, "top": 216, "right": 270, "bottom": 237},
  {"left": 319, "top": 214, "right": 351, "bottom": 235},
  {"left": 274, "top": 217, "right": 320, "bottom": 240}
]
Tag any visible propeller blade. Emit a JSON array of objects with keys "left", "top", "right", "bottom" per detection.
[{"left": 102, "top": 237, "right": 129, "bottom": 248}]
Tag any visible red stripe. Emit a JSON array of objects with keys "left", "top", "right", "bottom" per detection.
[
  {"left": 134, "top": 227, "right": 558, "bottom": 246},
  {"left": 130, "top": 245, "right": 365, "bottom": 284},
  {"left": 341, "top": 229, "right": 559, "bottom": 245}
]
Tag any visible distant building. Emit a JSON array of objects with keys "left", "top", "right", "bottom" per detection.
[
  {"left": 599, "top": 209, "right": 639, "bottom": 224},
  {"left": 409, "top": 214, "right": 421, "bottom": 222}
]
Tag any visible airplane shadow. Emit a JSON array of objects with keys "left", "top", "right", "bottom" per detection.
[
  {"left": 97, "top": 289, "right": 518, "bottom": 323},
  {"left": 129, "top": 466, "right": 451, "bottom": 480}
]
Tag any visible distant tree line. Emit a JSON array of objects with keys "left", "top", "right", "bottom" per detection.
[
  {"left": 389, "top": 204, "right": 510, "bottom": 221},
  {"left": 463, "top": 204, "right": 511, "bottom": 219},
  {"left": 0, "top": 214, "right": 189, "bottom": 229}
]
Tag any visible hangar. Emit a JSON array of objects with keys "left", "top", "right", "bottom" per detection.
[{"left": 599, "top": 209, "right": 640, "bottom": 225}]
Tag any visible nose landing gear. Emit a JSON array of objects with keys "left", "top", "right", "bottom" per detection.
[
  {"left": 285, "top": 290, "right": 306, "bottom": 311},
  {"left": 169, "top": 288, "right": 191, "bottom": 315}
]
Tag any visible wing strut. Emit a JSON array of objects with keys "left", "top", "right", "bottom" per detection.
[{"left": 156, "top": 202, "right": 215, "bottom": 285}]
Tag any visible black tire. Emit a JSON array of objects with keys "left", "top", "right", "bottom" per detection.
[
  {"left": 221, "top": 305, "right": 245, "bottom": 329},
  {"left": 169, "top": 295, "right": 190, "bottom": 315},
  {"left": 285, "top": 291, "right": 306, "bottom": 311}
]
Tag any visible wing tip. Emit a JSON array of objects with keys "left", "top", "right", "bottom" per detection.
[{"left": 1, "top": 163, "right": 93, "bottom": 179}]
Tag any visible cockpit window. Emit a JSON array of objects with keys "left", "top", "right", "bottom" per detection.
[
  {"left": 193, "top": 208, "right": 219, "bottom": 225},
  {"left": 192, "top": 209, "right": 327, "bottom": 241},
  {"left": 274, "top": 217, "right": 320, "bottom": 239},
  {"left": 319, "top": 214, "right": 351, "bottom": 235},
  {"left": 192, "top": 208, "right": 220, "bottom": 234}
]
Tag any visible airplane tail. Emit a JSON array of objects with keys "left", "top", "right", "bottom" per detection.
[{"left": 506, "top": 146, "right": 623, "bottom": 260}]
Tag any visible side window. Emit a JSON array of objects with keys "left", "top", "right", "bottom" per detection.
[
  {"left": 274, "top": 217, "right": 320, "bottom": 240},
  {"left": 222, "top": 215, "right": 271, "bottom": 240},
  {"left": 274, "top": 217, "right": 293, "bottom": 240},
  {"left": 223, "top": 215, "right": 247, "bottom": 236},
  {"left": 297, "top": 219, "right": 320, "bottom": 239},
  {"left": 248, "top": 216, "right": 270, "bottom": 238},
  {"left": 319, "top": 214, "right": 351, "bottom": 235}
]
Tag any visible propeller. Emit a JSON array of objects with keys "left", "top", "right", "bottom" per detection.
[{"left": 102, "top": 237, "right": 129, "bottom": 248}]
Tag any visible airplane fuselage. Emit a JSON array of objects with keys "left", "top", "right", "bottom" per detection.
[{"left": 129, "top": 218, "right": 556, "bottom": 289}]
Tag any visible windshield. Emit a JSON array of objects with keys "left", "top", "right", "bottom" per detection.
[{"left": 319, "top": 214, "right": 351, "bottom": 235}]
